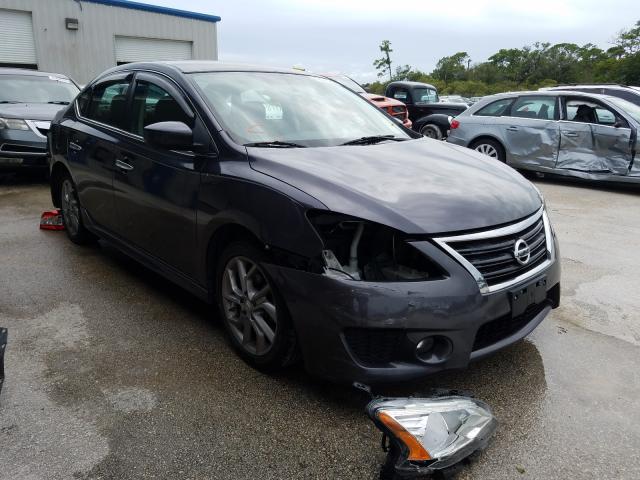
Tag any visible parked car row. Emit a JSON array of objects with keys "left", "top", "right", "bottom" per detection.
[{"left": 44, "top": 61, "right": 560, "bottom": 383}]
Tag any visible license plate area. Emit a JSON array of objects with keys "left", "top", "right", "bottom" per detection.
[{"left": 510, "top": 276, "right": 548, "bottom": 317}]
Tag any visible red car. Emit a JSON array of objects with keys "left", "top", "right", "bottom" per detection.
[{"left": 324, "top": 74, "right": 413, "bottom": 129}]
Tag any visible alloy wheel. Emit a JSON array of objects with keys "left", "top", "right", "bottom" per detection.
[
  {"left": 61, "top": 179, "right": 80, "bottom": 236},
  {"left": 221, "top": 256, "right": 278, "bottom": 356},
  {"left": 475, "top": 143, "right": 499, "bottom": 158}
]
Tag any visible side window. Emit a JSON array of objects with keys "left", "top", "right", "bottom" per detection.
[
  {"left": 84, "top": 79, "right": 131, "bottom": 130},
  {"left": 131, "top": 80, "right": 192, "bottom": 137},
  {"left": 565, "top": 98, "right": 622, "bottom": 126},
  {"left": 606, "top": 89, "right": 640, "bottom": 106},
  {"left": 509, "top": 96, "right": 557, "bottom": 120},
  {"left": 76, "top": 89, "right": 92, "bottom": 117},
  {"left": 392, "top": 88, "right": 410, "bottom": 102},
  {"left": 474, "top": 98, "right": 513, "bottom": 117}
]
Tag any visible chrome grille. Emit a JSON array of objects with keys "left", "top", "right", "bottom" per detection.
[{"left": 435, "top": 208, "right": 553, "bottom": 294}]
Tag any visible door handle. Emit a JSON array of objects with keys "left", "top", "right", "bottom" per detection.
[
  {"left": 564, "top": 132, "right": 579, "bottom": 137},
  {"left": 506, "top": 126, "right": 519, "bottom": 132},
  {"left": 68, "top": 142, "right": 82, "bottom": 151},
  {"left": 115, "top": 158, "right": 134, "bottom": 172}
]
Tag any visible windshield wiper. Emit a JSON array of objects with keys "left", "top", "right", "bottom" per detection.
[
  {"left": 244, "top": 141, "right": 307, "bottom": 148},
  {"left": 47, "top": 101, "right": 70, "bottom": 105},
  {"left": 340, "top": 135, "right": 406, "bottom": 146},
  {"left": 0, "top": 101, "right": 21, "bottom": 104}
]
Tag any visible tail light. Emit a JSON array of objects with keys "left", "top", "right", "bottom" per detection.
[
  {"left": 450, "top": 119, "right": 460, "bottom": 129},
  {"left": 40, "top": 209, "right": 65, "bottom": 230}
]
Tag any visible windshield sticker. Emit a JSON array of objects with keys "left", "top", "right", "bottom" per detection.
[{"left": 263, "top": 104, "right": 283, "bottom": 120}]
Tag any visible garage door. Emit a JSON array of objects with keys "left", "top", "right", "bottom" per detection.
[
  {"left": 115, "top": 36, "right": 193, "bottom": 64},
  {"left": 0, "top": 9, "right": 37, "bottom": 66}
]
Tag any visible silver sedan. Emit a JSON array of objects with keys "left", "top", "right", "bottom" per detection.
[{"left": 446, "top": 91, "right": 640, "bottom": 184}]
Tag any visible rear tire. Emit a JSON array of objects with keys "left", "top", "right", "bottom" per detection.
[
  {"left": 420, "top": 123, "right": 443, "bottom": 140},
  {"left": 59, "top": 174, "right": 97, "bottom": 245},
  {"left": 216, "top": 241, "right": 298, "bottom": 372},
  {"left": 470, "top": 138, "right": 505, "bottom": 162}
]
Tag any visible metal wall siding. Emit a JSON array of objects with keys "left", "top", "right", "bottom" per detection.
[
  {"left": 0, "top": 0, "right": 218, "bottom": 83},
  {"left": 115, "top": 36, "right": 192, "bottom": 62},
  {"left": 0, "top": 9, "right": 37, "bottom": 63}
]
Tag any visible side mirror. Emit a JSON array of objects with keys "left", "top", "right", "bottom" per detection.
[
  {"left": 613, "top": 120, "right": 623, "bottom": 128},
  {"left": 143, "top": 121, "right": 193, "bottom": 150}
]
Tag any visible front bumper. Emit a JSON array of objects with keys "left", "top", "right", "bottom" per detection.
[
  {"left": 265, "top": 238, "right": 560, "bottom": 384},
  {"left": 0, "top": 126, "right": 49, "bottom": 170}
]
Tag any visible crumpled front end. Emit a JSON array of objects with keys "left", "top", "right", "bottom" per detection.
[{"left": 264, "top": 233, "right": 561, "bottom": 384}]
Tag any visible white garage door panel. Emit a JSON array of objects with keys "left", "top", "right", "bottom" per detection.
[
  {"left": 0, "top": 9, "right": 37, "bottom": 64},
  {"left": 115, "top": 37, "right": 192, "bottom": 63}
]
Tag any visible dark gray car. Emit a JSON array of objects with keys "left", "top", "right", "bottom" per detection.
[
  {"left": 0, "top": 68, "right": 79, "bottom": 172},
  {"left": 447, "top": 91, "right": 640, "bottom": 183},
  {"left": 49, "top": 62, "right": 560, "bottom": 384}
]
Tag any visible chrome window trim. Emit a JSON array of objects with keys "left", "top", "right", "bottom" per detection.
[{"left": 434, "top": 206, "right": 553, "bottom": 294}]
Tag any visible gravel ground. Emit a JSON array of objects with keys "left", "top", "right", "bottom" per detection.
[{"left": 1, "top": 172, "right": 639, "bottom": 479}]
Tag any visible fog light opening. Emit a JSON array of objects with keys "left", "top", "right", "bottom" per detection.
[{"left": 415, "top": 336, "right": 452, "bottom": 364}]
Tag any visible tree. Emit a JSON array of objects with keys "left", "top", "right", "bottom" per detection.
[
  {"left": 373, "top": 40, "right": 393, "bottom": 81},
  {"left": 432, "top": 52, "right": 470, "bottom": 83}
]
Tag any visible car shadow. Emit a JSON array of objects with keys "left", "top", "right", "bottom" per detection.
[
  {"left": 521, "top": 170, "right": 640, "bottom": 195},
  {"left": 0, "top": 171, "right": 49, "bottom": 186}
]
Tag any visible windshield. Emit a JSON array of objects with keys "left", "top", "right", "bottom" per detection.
[
  {"left": 191, "top": 72, "right": 409, "bottom": 147},
  {"left": 607, "top": 96, "right": 640, "bottom": 124},
  {"left": 413, "top": 87, "right": 438, "bottom": 104},
  {"left": 0, "top": 74, "right": 79, "bottom": 104},
  {"left": 329, "top": 75, "right": 366, "bottom": 94}
]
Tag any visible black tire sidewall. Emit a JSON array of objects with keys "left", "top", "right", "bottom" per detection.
[
  {"left": 60, "top": 175, "right": 96, "bottom": 245},
  {"left": 215, "top": 241, "right": 296, "bottom": 371}
]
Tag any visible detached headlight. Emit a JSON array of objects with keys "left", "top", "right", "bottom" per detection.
[
  {"left": 307, "top": 211, "right": 443, "bottom": 281},
  {"left": 0, "top": 117, "right": 30, "bottom": 131},
  {"left": 367, "top": 396, "right": 497, "bottom": 476}
]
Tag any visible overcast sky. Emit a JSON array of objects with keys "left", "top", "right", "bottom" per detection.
[{"left": 137, "top": 0, "right": 637, "bottom": 82}]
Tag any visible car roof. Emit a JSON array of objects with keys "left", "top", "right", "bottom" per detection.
[
  {"left": 0, "top": 67, "right": 71, "bottom": 79},
  {"left": 387, "top": 81, "right": 437, "bottom": 89},
  {"left": 543, "top": 84, "right": 637, "bottom": 91},
  {"left": 109, "top": 61, "right": 312, "bottom": 76},
  {"left": 483, "top": 90, "right": 619, "bottom": 99}
]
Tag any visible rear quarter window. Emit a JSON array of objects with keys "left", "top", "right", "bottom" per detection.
[{"left": 474, "top": 98, "right": 514, "bottom": 117}]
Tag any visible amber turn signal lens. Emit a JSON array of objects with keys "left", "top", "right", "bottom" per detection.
[{"left": 378, "top": 411, "right": 432, "bottom": 461}]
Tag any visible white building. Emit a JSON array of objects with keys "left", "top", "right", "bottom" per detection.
[{"left": 0, "top": 0, "right": 220, "bottom": 83}]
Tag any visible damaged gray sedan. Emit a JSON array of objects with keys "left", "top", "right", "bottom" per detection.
[
  {"left": 447, "top": 91, "right": 640, "bottom": 183},
  {"left": 50, "top": 62, "right": 560, "bottom": 385}
]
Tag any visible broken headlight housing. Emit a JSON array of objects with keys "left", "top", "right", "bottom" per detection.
[
  {"left": 367, "top": 396, "right": 497, "bottom": 477},
  {"left": 0, "top": 117, "right": 30, "bottom": 131},
  {"left": 307, "top": 211, "right": 443, "bottom": 281}
]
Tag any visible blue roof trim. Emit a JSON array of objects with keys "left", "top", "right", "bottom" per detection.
[{"left": 82, "top": 0, "right": 221, "bottom": 23}]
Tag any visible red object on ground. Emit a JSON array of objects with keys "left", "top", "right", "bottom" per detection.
[{"left": 40, "top": 209, "right": 65, "bottom": 230}]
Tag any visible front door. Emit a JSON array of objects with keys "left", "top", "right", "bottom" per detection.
[
  {"left": 557, "top": 96, "right": 633, "bottom": 174},
  {"left": 502, "top": 95, "right": 560, "bottom": 170},
  {"left": 112, "top": 73, "right": 205, "bottom": 277}
]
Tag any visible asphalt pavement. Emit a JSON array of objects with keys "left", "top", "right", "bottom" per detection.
[{"left": 1, "top": 172, "right": 639, "bottom": 479}]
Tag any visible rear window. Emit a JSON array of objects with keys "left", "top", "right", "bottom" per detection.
[{"left": 474, "top": 98, "right": 513, "bottom": 117}]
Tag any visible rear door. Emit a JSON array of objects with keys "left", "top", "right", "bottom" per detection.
[
  {"left": 112, "top": 72, "right": 207, "bottom": 277},
  {"left": 501, "top": 95, "right": 560, "bottom": 169},
  {"left": 557, "top": 96, "right": 633, "bottom": 174},
  {"left": 70, "top": 73, "right": 133, "bottom": 232}
]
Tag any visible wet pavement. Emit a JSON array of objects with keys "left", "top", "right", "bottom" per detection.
[{"left": 1, "top": 172, "right": 639, "bottom": 479}]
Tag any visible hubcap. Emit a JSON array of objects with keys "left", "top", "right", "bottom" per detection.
[
  {"left": 61, "top": 179, "right": 80, "bottom": 235},
  {"left": 475, "top": 143, "right": 498, "bottom": 158},
  {"left": 221, "top": 256, "right": 277, "bottom": 356}
]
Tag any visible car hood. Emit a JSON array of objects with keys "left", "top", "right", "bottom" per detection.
[
  {"left": 248, "top": 138, "right": 542, "bottom": 235},
  {"left": 0, "top": 103, "right": 67, "bottom": 121}
]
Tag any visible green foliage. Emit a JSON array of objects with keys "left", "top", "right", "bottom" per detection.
[{"left": 371, "top": 20, "right": 640, "bottom": 97}]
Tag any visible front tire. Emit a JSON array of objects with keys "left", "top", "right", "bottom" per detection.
[
  {"left": 216, "top": 241, "right": 297, "bottom": 371},
  {"left": 59, "top": 175, "right": 97, "bottom": 245}
]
